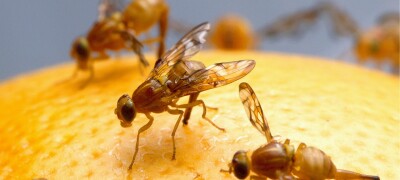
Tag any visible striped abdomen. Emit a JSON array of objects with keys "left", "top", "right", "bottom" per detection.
[{"left": 292, "top": 146, "right": 337, "bottom": 179}]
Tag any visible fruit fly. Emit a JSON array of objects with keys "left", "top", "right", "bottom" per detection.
[
  {"left": 259, "top": 2, "right": 399, "bottom": 74},
  {"left": 70, "top": 0, "right": 169, "bottom": 84},
  {"left": 354, "top": 12, "right": 399, "bottom": 73},
  {"left": 221, "top": 82, "right": 380, "bottom": 179},
  {"left": 114, "top": 22, "right": 256, "bottom": 170}
]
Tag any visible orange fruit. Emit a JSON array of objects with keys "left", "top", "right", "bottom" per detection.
[{"left": 0, "top": 51, "right": 398, "bottom": 179}]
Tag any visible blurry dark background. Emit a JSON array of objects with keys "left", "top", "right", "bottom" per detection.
[{"left": 0, "top": 0, "right": 398, "bottom": 81}]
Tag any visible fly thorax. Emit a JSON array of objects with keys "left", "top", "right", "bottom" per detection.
[
  {"left": 132, "top": 79, "right": 162, "bottom": 107},
  {"left": 251, "top": 142, "right": 292, "bottom": 179}
]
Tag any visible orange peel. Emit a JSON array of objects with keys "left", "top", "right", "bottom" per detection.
[{"left": 0, "top": 51, "right": 398, "bottom": 179}]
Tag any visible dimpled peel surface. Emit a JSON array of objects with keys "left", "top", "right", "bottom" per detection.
[{"left": 0, "top": 51, "right": 398, "bottom": 179}]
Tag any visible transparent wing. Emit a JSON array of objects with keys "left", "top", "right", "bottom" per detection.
[
  {"left": 258, "top": 2, "right": 359, "bottom": 39},
  {"left": 149, "top": 22, "right": 210, "bottom": 80},
  {"left": 169, "top": 18, "right": 193, "bottom": 36},
  {"left": 120, "top": 30, "right": 149, "bottom": 66},
  {"left": 258, "top": 4, "right": 322, "bottom": 39},
  {"left": 238, "top": 82, "right": 273, "bottom": 143},
  {"left": 171, "top": 60, "right": 255, "bottom": 96},
  {"left": 377, "top": 12, "right": 399, "bottom": 26},
  {"left": 322, "top": 2, "right": 359, "bottom": 37},
  {"left": 98, "top": 0, "right": 124, "bottom": 21},
  {"left": 166, "top": 60, "right": 206, "bottom": 85}
]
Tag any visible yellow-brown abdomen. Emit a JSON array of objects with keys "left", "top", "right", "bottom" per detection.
[
  {"left": 123, "top": 0, "right": 168, "bottom": 34},
  {"left": 292, "top": 146, "right": 337, "bottom": 179}
]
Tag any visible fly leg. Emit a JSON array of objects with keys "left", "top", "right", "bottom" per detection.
[
  {"left": 141, "top": 37, "right": 162, "bottom": 48},
  {"left": 120, "top": 30, "right": 149, "bottom": 67},
  {"left": 295, "top": 142, "right": 307, "bottom": 156},
  {"left": 249, "top": 175, "right": 269, "bottom": 180},
  {"left": 97, "top": 51, "right": 109, "bottom": 60},
  {"left": 71, "top": 68, "right": 79, "bottom": 79},
  {"left": 157, "top": 6, "right": 168, "bottom": 58},
  {"left": 127, "top": 113, "right": 154, "bottom": 171},
  {"left": 219, "top": 163, "right": 233, "bottom": 174},
  {"left": 172, "top": 99, "right": 225, "bottom": 131},
  {"left": 167, "top": 108, "right": 184, "bottom": 160},
  {"left": 79, "top": 63, "right": 94, "bottom": 89},
  {"left": 131, "top": 36, "right": 149, "bottom": 67},
  {"left": 54, "top": 67, "right": 80, "bottom": 86},
  {"left": 182, "top": 93, "right": 218, "bottom": 125},
  {"left": 182, "top": 93, "right": 199, "bottom": 125},
  {"left": 274, "top": 170, "right": 296, "bottom": 180}
]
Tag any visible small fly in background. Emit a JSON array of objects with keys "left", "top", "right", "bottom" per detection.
[{"left": 70, "top": 0, "right": 169, "bottom": 86}]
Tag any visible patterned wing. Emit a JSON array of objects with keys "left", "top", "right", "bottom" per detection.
[
  {"left": 239, "top": 82, "right": 273, "bottom": 143},
  {"left": 171, "top": 60, "right": 255, "bottom": 96},
  {"left": 377, "top": 12, "right": 399, "bottom": 26},
  {"left": 322, "top": 2, "right": 359, "bottom": 37},
  {"left": 258, "top": 2, "right": 359, "bottom": 39},
  {"left": 148, "top": 22, "right": 210, "bottom": 80},
  {"left": 259, "top": 3, "right": 322, "bottom": 39}
]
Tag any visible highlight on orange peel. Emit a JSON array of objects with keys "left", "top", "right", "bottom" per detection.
[{"left": 0, "top": 51, "right": 398, "bottom": 179}]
